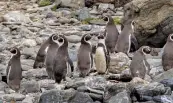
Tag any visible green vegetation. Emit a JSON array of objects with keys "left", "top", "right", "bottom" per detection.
[
  {"left": 38, "top": 0, "right": 52, "bottom": 7},
  {"left": 51, "top": 5, "right": 57, "bottom": 11},
  {"left": 81, "top": 17, "right": 121, "bottom": 25},
  {"left": 81, "top": 18, "right": 103, "bottom": 24},
  {"left": 113, "top": 17, "right": 121, "bottom": 24}
]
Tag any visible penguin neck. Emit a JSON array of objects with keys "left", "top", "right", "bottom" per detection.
[{"left": 106, "top": 18, "right": 115, "bottom": 25}]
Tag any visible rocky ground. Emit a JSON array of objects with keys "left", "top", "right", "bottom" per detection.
[{"left": 0, "top": 0, "right": 173, "bottom": 103}]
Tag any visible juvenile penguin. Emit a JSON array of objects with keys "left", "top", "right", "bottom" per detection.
[
  {"left": 115, "top": 20, "right": 138, "bottom": 56},
  {"left": 77, "top": 34, "right": 93, "bottom": 77},
  {"left": 103, "top": 15, "right": 119, "bottom": 54},
  {"left": 7, "top": 47, "right": 22, "bottom": 92},
  {"left": 130, "top": 46, "right": 151, "bottom": 79},
  {"left": 95, "top": 33, "right": 109, "bottom": 74},
  {"left": 45, "top": 34, "right": 59, "bottom": 79},
  {"left": 53, "top": 35, "right": 72, "bottom": 83},
  {"left": 162, "top": 34, "right": 173, "bottom": 71},
  {"left": 33, "top": 37, "right": 50, "bottom": 69}
]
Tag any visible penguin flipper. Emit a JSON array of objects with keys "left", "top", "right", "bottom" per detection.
[
  {"left": 67, "top": 55, "right": 74, "bottom": 72},
  {"left": 131, "top": 34, "right": 139, "bottom": 51}
]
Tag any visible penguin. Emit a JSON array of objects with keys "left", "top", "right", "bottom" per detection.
[
  {"left": 162, "top": 34, "right": 173, "bottom": 71},
  {"left": 77, "top": 34, "right": 93, "bottom": 77},
  {"left": 115, "top": 20, "right": 138, "bottom": 57},
  {"left": 103, "top": 15, "right": 119, "bottom": 54},
  {"left": 53, "top": 35, "right": 72, "bottom": 83},
  {"left": 6, "top": 47, "right": 22, "bottom": 92},
  {"left": 33, "top": 37, "right": 50, "bottom": 69},
  {"left": 45, "top": 34, "right": 59, "bottom": 79},
  {"left": 95, "top": 33, "right": 110, "bottom": 74},
  {"left": 130, "top": 46, "right": 151, "bottom": 79}
]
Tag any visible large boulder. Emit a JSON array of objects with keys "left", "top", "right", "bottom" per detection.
[
  {"left": 85, "top": 0, "right": 132, "bottom": 8},
  {"left": 122, "top": 0, "right": 173, "bottom": 48}
]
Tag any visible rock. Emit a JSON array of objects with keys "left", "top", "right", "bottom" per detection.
[
  {"left": 22, "top": 47, "right": 36, "bottom": 59},
  {"left": 22, "top": 68, "right": 48, "bottom": 79},
  {"left": 69, "top": 92, "right": 93, "bottom": 103},
  {"left": 87, "top": 93, "right": 103, "bottom": 101},
  {"left": 39, "top": 89, "right": 76, "bottom": 103},
  {"left": 21, "top": 59, "right": 34, "bottom": 71},
  {"left": 3, "top": 11, "right": 31, "bottom": 23},
  {"left": 60, "top": 0, "right": 85, "bottom": 8},
  {"left": 22, "top": 95, "right": 34, "bottom": 103},
  {"left": 20, "top": 80, "right": 40, "bottom": 94},
  {"left": 130, "top": 77, "right": 149, "bottom": 85},
  {"left": 105, "top": 90, "right": 131, "bottom": 103},
  {"left": 66, "top": 35, "right": 81, "bottom": 43},
  {"left": 78, "top": 7, "right": 90, "bottom": 21},
  {"left": 134, "top": 82, "right": 171, "bottom": 100},
  {"left": 153, "top": 69, "right": 173, "bottom": 82},
  {"left": 0, "top": 82, "right": 8, "bottom": 91},
  {"left": 0, "top": 64, "right": 6, "bottom": 76},
  {"left": 122, "top": 0, "right": 173, "bottom": 48},
  {"left": 98, "top": 3, "right": 114, "bottom": 11},
  {"left": 152, "top": 95, "right": 173, "bottom": 103},
  {"left": 2, "top": 93, "right": 25, "bottom": 102},
  {"left": 104, "top": 83, "right": 131, "bottom": 102},
  {"left": 109, "top": 52, "right": 131, "bottom": 74},
  {"left": 38, "top": 79, "right": 55, "bottom": 90},
  {"left": 22, "top": 39, "right": 37, "bottom": 47},
  {"left": 160, "top": 79, "right": 173, "bottom": 90},
  {"left": 80, "top": 25, "right": 92, "bottom": 31}
]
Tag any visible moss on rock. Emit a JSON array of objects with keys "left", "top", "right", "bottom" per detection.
[{"left": 38, "top": 0, "right": 52, "bottom": 7}]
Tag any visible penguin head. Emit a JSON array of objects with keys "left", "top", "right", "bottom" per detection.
[
  {"left": 168, "top": 34, "right": 173, "bottom": 42},
  {"left": 103, "top": 15, "right": 114, "bottom": 25},
  {"left": 131, "top": 20, "right": 135, "bottom": 32},
  {"left": 58, "top": 35, "right": 68, "bottom": 47},
  {"left": 10, "top": 47, "right": 20, "bottom": 56},
  {"left": 81, "top": 34, "right": 92, "bottom": 45},
  {"left": 97, "top": 33, "right": 106, "bottom": 45},
  {"left": 141, "top": 46, "right": 151, "bottom": 55}
]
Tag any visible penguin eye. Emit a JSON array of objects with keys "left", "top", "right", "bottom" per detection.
[
  {"left": 85, "top": 35, "right": 91, "bottom": 41},
  {"left": 52, "top": 35, "right": 58, "bottom": 40},
  {"left": 143, "top": 47, "right": 151, "bottom": 54},
  {"left": 58, "top": 38, "right": 64, "bottom": 43},
  {"left": 170, "top": 35, "right": 173, "bottom": 41},
  {"left": 10, "top": 49, "right": 17, "bottom": 54}
]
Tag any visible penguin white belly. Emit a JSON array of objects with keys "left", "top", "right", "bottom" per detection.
[{"left": 95, "top": 47, "right": 107, "bottom": 73}]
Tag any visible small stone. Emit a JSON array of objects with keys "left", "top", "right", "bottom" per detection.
[
  {"left": 80, "top": 25, "right": 92, "bottom": 31},
  {"left": 3, "top": 11, "right": 31, "bottom": 23},
  {"left": 39, "top": 88, "right": 76, "bottom": 103},
  {"left": 22, "top": 47, "right": 36, "bottom": 59},
  {"left": 153, "top": 69, "right": 173, "bottom": 82},
  {"left": 22, "top": 68, "right": 48, "bottom": 79},
  {"left": 134, "top": 82, "right": 171, "bottom": 98},
  {"left": 160, "top": 78, "right": 173, "bottom": 90},
  {"left": 66, "top": 35, "right": 81, "bottom": 43},
  {"left": 2, "top": 93, "right": 25, "bottom": 102},
  {"left": 69, "top": 92, "right": 93, "bottom": 103},
  {"left": 106, "top": 90, "right": 131, "bottom": 103},
  {"left": 20, "top": 80, "right": 40, "bottom": 93},
  {"left": 22, "top": 39, "right": 37, "bottom": 47},
  {"left": 22, "top": 95, "right": 34, "bottom": 103},
  {"left": 38, "top": 79, "right": 55, "bottom": 90},
  {"left": 78, "top": 7, "right": 90, "bottom": 21}
]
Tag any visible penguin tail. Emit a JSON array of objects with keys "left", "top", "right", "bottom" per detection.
[{"left": 54, "top": 72, "right": 63, "bottom": 83}]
